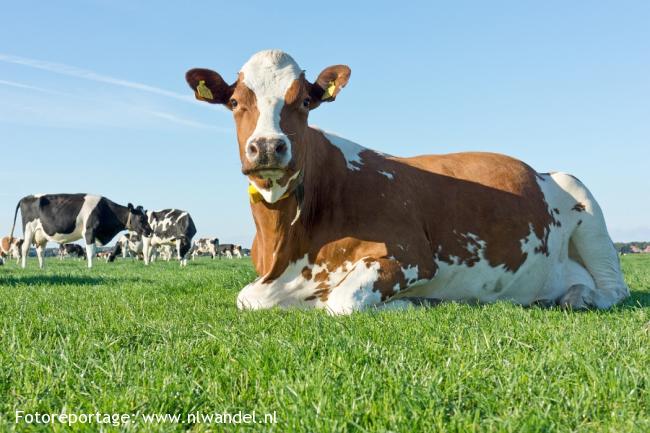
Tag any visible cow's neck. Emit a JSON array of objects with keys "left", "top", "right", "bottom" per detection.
[
  {"left": 250, "top": 127, "right": 349, "bottom": 280},
  {"left": 106, "top": 201, "right": 130, "bottom": 230}
]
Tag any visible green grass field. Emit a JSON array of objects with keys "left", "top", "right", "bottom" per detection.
[{"left": 1, "top": 255, "right": 648, "bottom": 432}]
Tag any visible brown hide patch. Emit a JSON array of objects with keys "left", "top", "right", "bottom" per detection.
[
  {"left": 301, "top": 266, "right": 312, "bottom": 280},
  {"left": 572, "top": 202, "right": 586, "bottom": 212},
  {"left": 230, "top": 74, "right": 260, "bottom": 165},
  {"left": 369, "top": 258, "right": 408, "bottom": 301},
  {"left": 0, "top": 237, "right": 10, "bottom": 253},
  {"left": 304, "top": 269, "right": 331, "bottom": 302},
  {"left": 387, "top": 151, "right": 558, "bottom": 271},
  {"left": 279, "top": 77, "right": 310, "bottom": 176},
  {"left": 0, "top": 236, "right": 19, "bottom": 255},
  {"left": 249, "top": 128, "right": 557, "bottom": 303}
]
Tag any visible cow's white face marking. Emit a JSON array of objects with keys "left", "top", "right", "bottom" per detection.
[{"left": 240, "top": 50, "right": 302, "bottom": 167}]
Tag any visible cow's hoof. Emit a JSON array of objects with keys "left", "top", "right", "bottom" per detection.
[{"left": 559, "top": 284, "right": 595, "bottom": 310}]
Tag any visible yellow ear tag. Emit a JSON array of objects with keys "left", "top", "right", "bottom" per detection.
[
  {"left": 322, "top": 81, "right": 336, "bottom": 100},
  {"left": 248, "top": 184, "right": 263, "bottom": 203},
  {"left": 196, "top": 80, "right": 214, "bottom": 100}
]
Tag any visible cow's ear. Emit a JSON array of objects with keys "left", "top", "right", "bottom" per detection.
[
  {"left": 186, "top": 68, "right": 234, "bottom": 104},
  {"left": 128, "top": 203, "right": 134, "bottom": 210},
  {"left": 309, "top": 65, "right": 351, "bottom": 108}
]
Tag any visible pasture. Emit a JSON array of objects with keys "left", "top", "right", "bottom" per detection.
[{"left": 0, "top": 256, "right": 648, "bottom": 432}]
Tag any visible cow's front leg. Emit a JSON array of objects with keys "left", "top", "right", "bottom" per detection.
[
  {"left": 324, "top": 257, "right": 426, "bottom": 315},
  {"left": 142, "top": 237, "right": 152, "bottom": 265},
  {"left": 84, "top": 232, "right": 96, "bottom": 268}
]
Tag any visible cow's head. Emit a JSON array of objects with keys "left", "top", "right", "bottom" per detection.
[
  {"left": 186, "top": 50, "right": 350, "bottom": 203},
  {"left": 127, "top": 203, "right": 153, "bottom": 237}
]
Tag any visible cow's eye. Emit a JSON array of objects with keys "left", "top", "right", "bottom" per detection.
[
  {"left": 230, "top": 99, "right": 238, "bottom": 108},
  {"left": 302, "top": 97, "right": 310, "bottom": 108}
]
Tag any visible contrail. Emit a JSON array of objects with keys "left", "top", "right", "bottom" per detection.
[
  {"left": 0, "top": 78, "right": 71, "bottom": 96},
  {"left": 143, "top": 110, "right": 231, "bottom": 131},
  {"left": 0, "top": 53, "right": 202, "bottom": 105}
]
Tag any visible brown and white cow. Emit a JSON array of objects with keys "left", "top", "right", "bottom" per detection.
[
  {"left": 1, "top": 236, "right": 23, "bottom": 265},
  {"left": 186, "top": 50, "right": 629, "bottom": 314}
]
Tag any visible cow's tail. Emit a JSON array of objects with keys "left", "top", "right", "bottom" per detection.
[{"left": 8, "top": 198, "right": 22, "bottom": 244}]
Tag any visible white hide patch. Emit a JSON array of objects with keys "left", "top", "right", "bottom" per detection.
[
  {"left": 314, "top": 128, "right": 367, "bottom": 171},
  {"left": 252, "top": 170, "right": 301, "bottom": 204},
  {"left": 236, "top": 255, "right": 385, "bottom": 315},
  {"left": 240, "top": 50, "right": 301, "bottom": 167}
]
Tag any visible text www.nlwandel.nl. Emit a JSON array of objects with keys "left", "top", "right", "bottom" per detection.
[{"left": 14, "top": 410, "right": 278, "bottom": 427}]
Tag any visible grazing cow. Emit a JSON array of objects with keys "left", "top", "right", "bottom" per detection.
[
  {"left": 108, "top": 232, "right": 143, "bottom": 262},
  {"left": 191, "top": 237, "right": 220, "bottom": 259},
  {"left": 143, "top": 209, "right": 196, "bottom": 266},
  {"left": 96, "top": 250, "right": 113, "bottom": 261},
  {"left": 185, "top": 49, "right": 629, "bottom": 314},
  {"left": 153, "top": 244, "right": 175, "bottom": 262},
  {"left": 218, "top": 244, "right": 234, "bottom": 259},
  {"left": 58, "top": 243, "right": 85, "bottom": 260},
  {"left": 1, "top": 236, "right": 23, "bottom": 265},
  {"left": 9, "top": 194, "right": 152, "bottom": 269},
  {"left": 216, "top": 244, "right": 243, "bottom": 259}
]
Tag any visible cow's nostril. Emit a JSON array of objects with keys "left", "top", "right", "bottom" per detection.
[
  {"left": 247, "top": 143, "right": 259, "bottom": 157},
  {"left": 275, "top": 142, "right": 287, "bottom": 155}
]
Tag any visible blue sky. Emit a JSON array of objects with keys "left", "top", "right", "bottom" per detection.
[{"left": 1, "top": 1, "right": 648, "bottom": 245}]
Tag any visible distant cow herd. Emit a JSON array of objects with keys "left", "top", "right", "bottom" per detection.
[{"left": 0, "top": 193, "right": 246, "bottom": 267}]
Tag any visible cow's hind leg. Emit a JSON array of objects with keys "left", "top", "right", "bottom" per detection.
[
  {"left": 558, "top": 259, "right": 597, "bottom": 310},
  {"left": 35, "top": 241, "right": 46, "bottom": 269},
  {"left": 553, "top": 174, "right": 629, "bottom": 309},
  {"left": 178, "top": 239, "right": 191, "bottom": 267}
]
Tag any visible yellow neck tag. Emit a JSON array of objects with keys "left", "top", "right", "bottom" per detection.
[
  {"left": 248, "top": 184, "right": 264, "bottom": 203},
  {"left": 248, "top": 183, "right": 291, "bottom": 204},
  {"left": 196, "top": 80, "right": 214, "bottom": 100},
  {"left": 322, "top": 81, "right": 336, "bottom": 100}
]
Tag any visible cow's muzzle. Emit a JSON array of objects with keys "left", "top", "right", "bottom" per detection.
[{"left": 244, "top": 137, "right": 289, "bottom": 171}]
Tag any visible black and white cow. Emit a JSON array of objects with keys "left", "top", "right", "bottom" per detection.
[
  {"left": 217, "top": 243, "right": 242, "bottom": 259},
  {"left": 152, "top": 244, "right": 175, "bottom": 262},
  {"left": 191, "top": 237, "right": 220, "bottom": 259},
  {"left": 58, "top": 243, "right": 85, "bottom": 260},
  {"left": 10, "top": 194, "right": 152, "bottom": 268},
  {"left": 107, "top": 232, "right": 144, "bottom": 262},
  {"left": 143, "top": 209, "right": 196, "bottom": 266}
]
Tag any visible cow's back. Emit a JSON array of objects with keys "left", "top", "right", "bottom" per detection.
[{"left": 394, "top": 152, "right": 540, "bottom": 196}]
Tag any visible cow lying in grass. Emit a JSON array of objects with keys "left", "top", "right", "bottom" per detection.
[{"left": 186, "top": 50, "right": 628, "bottom": 314}]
